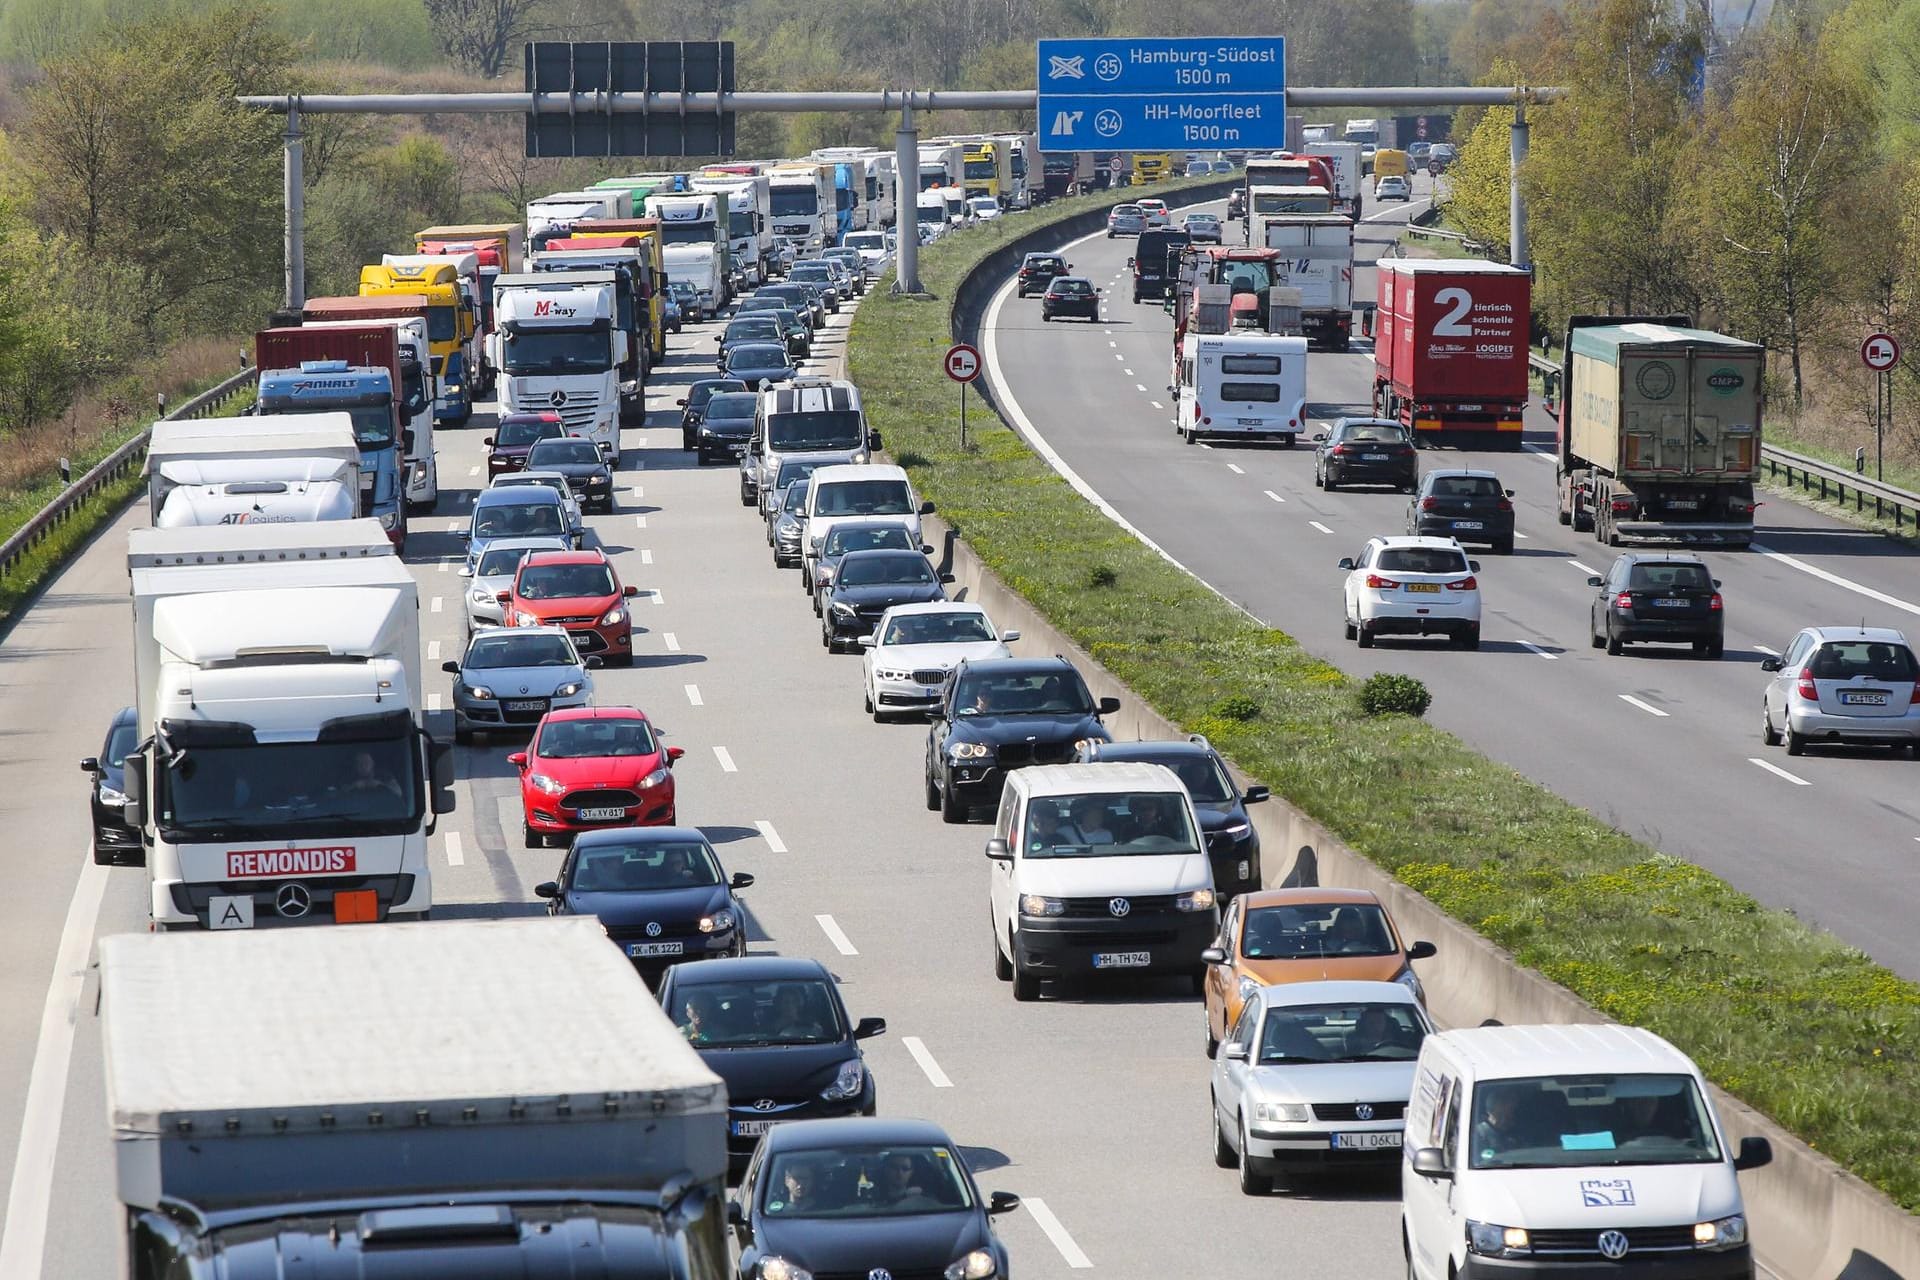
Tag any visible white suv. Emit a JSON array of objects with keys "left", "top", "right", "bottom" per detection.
[{"left": 1338, "top": 536, "right": 1482, "bottom": 650}]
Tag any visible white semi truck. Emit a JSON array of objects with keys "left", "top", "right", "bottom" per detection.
[
  {"left": 688, "top": 173, "right": 772, "bottom": 286},
  {"left": 145, "top": 414, "right": 361, "bottom": 525},
  {"left": 644, "top": 193, "right": 731, "bottom": 311},
  {"left": 122, "top": 519, "right": 451, "bottom": 931},
  {"left": 489, "top": 271, "right": 627, "bottom": 457},
  {"left": 767, "top": 162, "right": 835, "bottom": 255},
  {"left": 526, "top": 189, "right": 633, "bottom": 245},
  {"left": 101, "top": 917, "right": 730, "bottom": 1277}
]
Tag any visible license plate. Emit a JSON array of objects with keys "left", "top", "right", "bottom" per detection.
[
  {"left": 578, "top": 806, "right": 626, "bottom": 820},
  {"left": 730, "top": 443, "right": 747, "bottom": 455},
  {"left": 1363, "top": 452, "right": 1390, "bottom": 460},
  {"left": 1651, "top": 598, "right": 1689, "bottom": 609},
  {"left": 1092, "top": 951, "right": 1152, "bottom": 969},
  {"left": 1668, "top": 499, "right": 1699, "bottom": 510},
  {"left": 1237, "top": 418, "right": 1264, "bottom": 426},
  {"left": 1332, "top": 1131, "right": 1403, "bottom": 1150},
  {"left": 1452, "top": 520, "right": 1483, "bottom": 530},
  {"left": 731, "top": 1119, "right": 779, "bottom": 1137},
  {"left": 1405, "top": 583, "right": 1441, "bottom": 594},
  {"left": 505, "top": 700, "right": 545, "bottom": 712},
  {"left": 1840, "top": 691, "right": 1889, "bottom": 706},
  {"left": 626, "top": 941, "right": 684, "bottom": 958}
]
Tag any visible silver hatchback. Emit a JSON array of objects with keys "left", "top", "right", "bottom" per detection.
[
  {"left": 1760, "top": 626, "right": 1920, "bottom": 756},
  {"left": 1107, "top": 204, "right": 1146, "bottom": 238}
]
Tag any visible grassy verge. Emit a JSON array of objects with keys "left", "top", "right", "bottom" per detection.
[
  {"left": 850, "top": 194, "right": 1920, "bottom": 1209},
  {"left": 0, "top": 468, "right": 145, "bottom": 622}
]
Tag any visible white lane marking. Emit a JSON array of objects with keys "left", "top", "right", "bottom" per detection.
[
  {"left": 1227, "top": 463, "right": 1245, "bottom": 475},
  {"left": 1519, "top": 642, "right": 1558, "bottom": 661},
  {"left": 663, "top": 632, "right": 681, "bottom": 652},
  {"left": 1108, "top": 340, "right": 1117, "bottom": 348},
  {"left": 426, "top": 692, "right": 443, "bottom": 712},
  {"left": 815, "top": 913, "right": 859, "bottom": 955},
  {"left": 1265, "top": 490, "right": 1286, "bottom": 503},
  {"left": 650, "top": 589, "right": 665, "bottom": 606},
  {"left": 684, "top": 683, "right": 703, "bottom": 706},
  {"left": 1363, "top": 196, "right": 1433, "bottom": 223},
  {"left": 1514, "top": 531, "right": 1531, "bottom": 540},
  {"left": 427, "top": 640, "right": 442, "bottom": 661},
  {"left": 902, "top": 1036, "right": 954, "bottom": 1088},
  {"left": 437, "top": 558, "right": 451, "bottom": 573},
  {"left": 1751, "top": 543, "right": 1920, "bottom": 618},
  {"left": 1754, "top": 644, "right": 1779, "bottom": 656},
  {"left": 1569, "top": 560, "right": 1600, "bottom": 576},
  {"left": 1135, "top": 383, "right": 1147, "bottom": 392},
  {"left": 635, "top": 515, "right": 648, "bottom": 528},
  {"left": 445, "top": 832, "right": 465, "bottom": 866},
  {"left": 1523, "top": 442, "right": 1555, "bottom": 458},
  {"left": 1749, "top": 757, "right": 1811, "bottom": 786},
  {"left": 635, "top": 436, "right": 648, "bottom": 448},
  {"left": 431, "top": 596, "right": 443, "bottom": 613},
  {"left": 468, "top": 464, "right": 480, "bottom": 476},
  {"left": 1104, "top": 328, "right": 1113, "bottom": 335},
  {"left": 641, "top": 549, "right": 654, "bottom": 565},
  {"left": 0, "top": 857, "right": 108, "bottom": 1279},
  {"left": 714, "top": 746, "right": 737, "bottom": 773},
  {"left": 1122, "top": 368, "right": 1134, "bottom": 376},
  {"left": 1618, "top": 694, "right": 1669, "bottom": 718},
  {"left": 630, "top": 484, "right": 644, "bottom": 497},
  {"left": 1024, "top": 1197, "right": 1095, "bottom": 1269},
  {"left": 755, "top": 819, "right": 786, "bottom": 852},
  {"left": 1308, "top": 520, "right": 1333, "bottom": 534},
  {"left": 1150, "top": 400, "right": 1164, "bottom": 410}
]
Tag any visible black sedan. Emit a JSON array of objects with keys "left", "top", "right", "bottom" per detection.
[
  {"left": 678, "top": 377, "right": 747, "bottom": 451},
  {"left": 926, "top": 656, "right": 1119, "bottom": 823},
  {"left": 81, "top": 705, "right": 141, "bottom": 866},
  {"left": 696, "top": 391, "right": 758, "bottom": 467},
  {"left": 1017, "top": 252, "right": 1070, "bottom": 296},
  {"left": 724, "top": 342, "right": 797, "bottom": 392},
  {"left": 1041, "top": 276, "right": 1101, "bottom": 321},
  {"left": 657, "top": 956, "right": 886, "bottom": 1167},
  {"left": 1589, "top": 553, "right": 1725, "bottom": 658},
  {"left": 1408, "top": 468, "right": 1515, "bottom": 554},
  {"left": 1075, "top": 734, "right": 1270, "bottom": 898},
  {"left": 1314, "top": 417, "right": 1418, "bottom": 493},
  {"left": 534, "top": 827, "right": 753, "bottom": 980},
  {"left": 524, "top": 436, "right": 616, "bottom": 514},
  {"left": 716, "top": 316, "right": 786, "bottom": 368},
  {"left": 767, "top": 307, "right": 812, "bottom": 359},
  {"left": 820, "top": 549, "right": 951, "bottom": 651},
  {"left": 730, "top": 1117, "right": 1019, "bottom": 1280},
  {"left": 757, "top": 282, "right": 826, "bottom": 327},
  {"left": 808, "top": 520, "right": 924, "bottom": 610}
]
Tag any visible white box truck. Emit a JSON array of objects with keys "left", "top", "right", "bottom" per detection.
[
  {"left": 767, "top": 162, "right": 835, "bottom": 256},
  {"left": 489, "top": 271, "right": 626, "bottom": 457},
  {"left": 146, "top": 414, "right": 361, "bottom": 524},
  {"left": 1302, "top": 141, "right": 1365, "bottom": 220},
  {"left": 526, "top": 189, "right": 634, "bottom": 245},
  {"left": 101, "top": 917, "right": 730, "bottom": 1277},
  {"left": 122, "top": 519, "right": 451, "bottom": 931},
  {"left": 1263, "top": 214, "right": 1357, "bottom": 351},
  {"left": 644, "top": 193, "right": 732, "bottom": 310},
  {"left": 689, "top": 173, "right": 772, "bottom": 286}
]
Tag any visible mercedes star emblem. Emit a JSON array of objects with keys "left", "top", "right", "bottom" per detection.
[
  {"left": 1597, "top": 1231, "right": 1630, "bottom": 1261},
  {"left": 549, "top": 389, "right": 568, "bottom": 407},
  {"left": 753, "top": 1098, "right": 777, "bottom": 1112},
  {"left": 1108, "top": 897, "right": 1131, "bottom": 917},
  {"left": 274, "top": 883, "right": 312, "bottom": 919},
  {"left": 1355, "top": 1103, "right": 1375, "bottom": 1121},
  {"left": 645, "top": 921, "right": 663, "bottom": 937}
]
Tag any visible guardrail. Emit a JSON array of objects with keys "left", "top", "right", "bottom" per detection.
[{"left": 0, "top": 365, "right": 260, "bottom": 586}]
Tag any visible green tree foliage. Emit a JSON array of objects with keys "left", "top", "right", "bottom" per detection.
[
  {"left": 0, "top": 0, "right": 438, "bottom": 68},
  {"left": 1441, "top": 60, "right": 1523, "bottom": 253}
]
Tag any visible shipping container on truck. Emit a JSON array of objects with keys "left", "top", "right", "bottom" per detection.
[
  {"left": 1301, "top": 141, "right": 1364, "bottom": 219},
  {"left": 1261, "top": 214, "right": 1355, "bottom": 350},
  {"left": 101, "top": 918, "right": 729, "bottom": 1278},
  {"left": 1556, "top": 317, "right": 1764, "bottom": 547},
  {"left": 1373, "top": 259, "right": 1530, "bottom": 449},
  {"left": 303, "top": 295, "right": 437, "bottom": 512}
]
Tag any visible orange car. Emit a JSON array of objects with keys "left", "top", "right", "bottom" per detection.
[{"left": 1201, "top": 887, "right": 1436, "bottom": 1056}]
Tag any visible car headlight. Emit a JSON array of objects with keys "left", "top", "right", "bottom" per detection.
[
  {"left": 469, "top": 587, "right": 495, "bottom": 605},
  {"left": 1394, "top": 963, "right": 1427, "bottom": 1004},
  {"left": 529, "top": 773, "right": 567, "bottom": 795},
  {"left": 1236, "top": 975, "right": 1261, "bottom": 1002},
  {"left": 1252, "top": 1101, "right": 1311, "bottom": 1124},
  {"left": 1694, "top": 1215, "right": 1746, "bottom": 1250},
  {"left": 588, "top": 474, "right": 608, "bottom": 485},
  {"left": 553, "top": 682, "right": 584, "bottom": 698},
  {"left": 98, "top": 784, "right": 129, "bottom": 807},
  {"left": 1219, "top": 820, "right": 1252, "bottom": 839},
  {"left": 467, "top": 685, "right": 495, "bottom": 700},
  {"left": 445, "top": 382, "right": 463, "bottom": 394},
  {"left": 759, "top": 1260, "right": 813, "bottom": 1280},
  {"left": 831, "top": 601, "right": 858, "bottom": 618},
  {"left": 820, "top": 1057, "right": 865, "bottom": 1101},
  {"left": 1468, "top": 1222, "right": 1531, "bottom": 1257},
  {"left": 699, "top": 909, "right": 735, "bottom": 934},
  {"left": 946, "top": 1249, "right": 998, "bottom": 1280},
  {"left": 635, "top": 764, "right": 671, "bottom": 790},
  {"left": 411, "top": 464, "right": 427, "bottom": 483},
  {"left": 1175, "top": 888, "right": 1216, "bottom": 912},
  {"left": 601, "top": 607, "right": 626, "bottom": 626},
  {"left": 949, "top": 741, "right": 991, "bottom": 760},
  {"left": 377, "top": 509, "right": 399, "bottom": 530},
  {"left": 1020, "top": 893, "right": 1065, "bottom": 917}
]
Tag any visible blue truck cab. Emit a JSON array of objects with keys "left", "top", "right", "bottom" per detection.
[
  {"left": 832, "top": 162, "right": 858, "bottom": 243},
  {"left": 256, "top": 359, "right": 407, "bottom": 548}
]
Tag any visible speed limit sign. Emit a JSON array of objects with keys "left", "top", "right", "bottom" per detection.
[
  {"left": 945, "top": 343, "right": 981, "bottom": 383},
  {"left": 1862, "top": 332, "right": 1901, "bottom": 371}
]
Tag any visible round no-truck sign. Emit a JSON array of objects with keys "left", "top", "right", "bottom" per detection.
[
  {"left": 945, "top": 342, "right": 982, "bottom": 383},
  {"left": 1862, "top": 332, "right": 1901, "bottom": 371}
]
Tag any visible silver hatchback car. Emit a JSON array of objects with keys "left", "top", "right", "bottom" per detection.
[
  {"left": 1760, "top": 626, "right": 1920, "bottom": 756},
  {"left": 1107, "top": 204, "right": 1147, "bottom": 238}
]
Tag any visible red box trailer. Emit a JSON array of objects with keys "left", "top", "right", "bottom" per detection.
[{"left": 1373, "top": 259, "right": 1531, "bottom": 449}]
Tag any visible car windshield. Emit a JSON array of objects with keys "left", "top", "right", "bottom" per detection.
[
  {"left": 476, "top": 545, "right": 550, "bottom": 576},
  {"left": 883, "top": 611, "right": 993, "bottom": 645},
  {"left": 497, "top": 419, "right": 561, "bottom": 447},
  {"left": 105, "top": 720, "right": 138, "bottom": 768},
  {"left": 1021, "top": 791, "right": 1199, "bottom": 857},
  {"left": 474, "top": 502, "right": 565, "bottom": 539},
  {"left": 689, "top": 381, "right": 743, "bottom": 410},
  {"left": 1028, "top": 257, "right": 1064, "bottom": 271},
  {"left": 571, "top": 840, "right": 721, "bottom": 892},
  {"left": 1114, "top": 206, "right": 1142, "bottom": 216},
  {"left": 1242, "top": 902, "right": 1397, "bottom": 959},
  {"left": 1468, "top": 1074, "right": 1724, "bottom": 1170},
  {"left": 1257, "top": 1001, "right": 1427, "bottom": 1064},
  {"left": 955, "top": 671, "right": 1092, "bottom": 716},
  {"left": 791, "top": 265, "right": 831, "bottom": 280},
  {"left": 1808, "top": 639, "right": 1919, "bottom": 680},
  {"left": 672, "top": 977, "right": 847, "bottom": 1047},
  {"left": 1121, "top": 752, "right": 1235, "bottom": 804},
  {"left": 736, "top": 298, "right": 779, "bottom": 313},
  {"left": 527, "top": 441, "right": 602, "bottom": 467},
  {"left": 500, "top": 327, "right": 612, "bottom": 375},
  {"left": 727, "top": 319, "right": 780, "bottom": 341},
  {"left": 815, "top": 479, "right": 912, "bottom": 517},
  {"left": 781, "top": 481, "right": 811, "bottom": 514},
  {"left": 1052, "top": 280, "right": 1092, "bottom": 295},
  {"left": 464, "top": 633, "right": 578, "bottom": 669},
  {"left": 775, "top": 462, "right": 821, "bottom": 490},
  {"left": 536, "top": 717, "right": 656, "bottom": 759},
  {"left": 1432, "top": 475, "right": 1503, "bottom": 498},
  {"left": 1343, "top": 423, "right": 1410, "bottom": 444},
  {"left": 837, "top": 553, "right": 935, "bottom": 586},
  {"left": 497, "top": 474, "right": 571, "bottom": 502},
  {"left": 729, "top": 345, "right": 788, "bottom": 370},
  {"left": 769, "top": 410, "right": 864, "bottom": 451},
  {"left": 705, "top": 393, "right": 758, "bottom": 422},
  {"left": 1375, "top": 547, "right": 1469, "bottom": 575},
  {"left": 847, "top": 234, "right": 885, "bottom": 250},
  {"left": 159, "top": 728, "right": 419, "bottom": 837},
  {"left": 826, "top": 525, "right": 914, "bottom": 556},
  {"left": 518, "top": 563, "right": 615, "bottom": 599},
  {"left": 761, "top": 1146, "right": 974, "bottom": 1219}
]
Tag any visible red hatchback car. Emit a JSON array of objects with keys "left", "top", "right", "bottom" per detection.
[
  {"left": 501, "top": 549, "right": 640, "bottom": 666},
  {"left": 510, "top": 706, "right": 684, "bottom": 847}
]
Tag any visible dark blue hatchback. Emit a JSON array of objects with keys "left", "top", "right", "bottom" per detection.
[{"left": 535, "top": 827, "right": 752, "bottom": 979}]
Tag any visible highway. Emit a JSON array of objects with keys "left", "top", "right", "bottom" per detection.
[
  {"left": 0, "top": 272, "right": 1414, "bottom": 1278},
  {"left": 982, "top": 173, "right": 1920, "bottom": 981}
]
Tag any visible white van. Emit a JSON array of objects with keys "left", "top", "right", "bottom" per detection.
[
  {"left": 800, "top": 463, "right": 930, "bottom": 586},
  {"left": 1176, "top": 332, "right": 1309, "bottom": 446},
  {"left": 1403, "top": 1024, "right": 1771, "bottom": 1280},
  {"left": 986, "top": 763, "right": 1219, "bottom": 1003}
]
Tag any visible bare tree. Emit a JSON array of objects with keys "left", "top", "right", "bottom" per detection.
[{"left": 422, "top": 0, "right": 550, "bottom": 79}]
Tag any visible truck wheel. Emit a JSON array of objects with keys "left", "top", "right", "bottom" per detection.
[{"left": 1557, "top": 505, "right": 1572, "bottom": 526}]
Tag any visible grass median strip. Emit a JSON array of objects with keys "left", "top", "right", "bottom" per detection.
[{"left": 849, "top": 186, "right": 1920, "bottom": 1211}]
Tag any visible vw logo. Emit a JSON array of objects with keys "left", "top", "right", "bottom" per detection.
[
  {"left": 753, "top": 1098, "right": 777, "bottom": 1112},
  {"left": 869, "top": 1271, "right": 893, "bottom": 1280},
  {"left": 1355, "top": 1103, "right": 1375, "bottom": 1121},
  {"left": 274, "top": 883, "right": 312, "bottom": 919},
  {"left": 1597, "top": 1231, "right": 1630, "bottom": 1261},
  {"left": 549, "top": 389, "right": 568, "bottom": 407},
  {"left": 645, "top": 921, "right": 663, "bottom": 937},
  {"left": 1108, "top": 897, "right": 1131, "bottom": 917}
]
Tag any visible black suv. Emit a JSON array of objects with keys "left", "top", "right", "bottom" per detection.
[
  {"left": 677, "top": 378, "right": 747, "bottom": 451},
  {"left": 1074, "top": 735, "right": 1269, "bottom": 898},
  {"left": 81, "top": 705, "right": 141, "bottom": 866},
  {"left": 925, "top": 657, "right": 1119, "bottom": 823},
  {"left": 1407, "top": 469, "right": 1515, "bottom": 554},
  {"left": 1016, "top": 252, "right": 1070, "bottom": 297},
  {"left": 1588, "top": 554, "right": 1724, "bottom": 658}
]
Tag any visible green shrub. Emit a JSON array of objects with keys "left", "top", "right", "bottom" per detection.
[
  {"left": 1210, "top": 693, "right": 1261, "bottom": 722},
  {"left": 1358, "top": 673, "right": 1432, "bottom": 718},
  {"left": 1084, "top": 563, "right": 1118, "bottom": 589}
]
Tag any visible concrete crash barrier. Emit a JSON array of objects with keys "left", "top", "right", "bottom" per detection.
[{"left": 905, "top": 203, "right": 1920, "bottom": 1280}]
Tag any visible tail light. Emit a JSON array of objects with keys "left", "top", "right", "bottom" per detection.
[
  {"left": 1611, "top": 497, "right": 1635, "bottom": 514},
  {"left": 1614, "top": 592, "right": 1633, "bottom": 609},
  {"left": 1331, "top": 444, "right": 1354, "bottom": 456},
  {"left": 1496, "top": 498, "right": 1513, "bottom": 512},
  {"left": 1365, "top": 574, "right": 1399, "bottom": 589},
  {"left": 1708, "top": 593, "right": 1724, "bottom": 612},
  {"left": 1796, "top": 670, "right": 1820, "bottom": 701},
  {"left": 1911, "top": 681, "right": 1920, "bottom": 706},
  {"left": 1446, "top": 576, "right": 1477, "bottom": 591},
  {"left": 1420, "top": 497, "right": 1439, "bottom": 511}
]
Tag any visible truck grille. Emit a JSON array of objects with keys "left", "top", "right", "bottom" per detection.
[
  {"left": 995, "top": 740, "right": 1074, "bottom": 768},
  {"left": 1527, "top": 1227, "right": 1698, "bottom": 1256},
  {"left": 1312, "top": 1101, "right": 1406, "bottom": 1122},
  {"left": 562, "top": 788, "right": 639, "bottom": 811}
]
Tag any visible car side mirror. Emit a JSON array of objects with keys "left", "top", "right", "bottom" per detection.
[
  {"left": 854, "top": 1016, "right": 887, "bottom": 1040},
  {"left": 1759, "top": 657, "right": 1784, "bottom": 672},
  {"left": 1001, "top": 629, "right": 1021, "bottom": 643},
  {"left": 1712, "top": 578, "right": 1722, "bottom": 588},
  {"left": 482, "top": 436, "right": 495, "bottom": 446},
  {"left": 939, "top": 572, "right": 956, "bottom": 584},
  {"left": 79, "top": 756, "right": 99, "bottom": 774},
  {"left": 1586, "top": 576, "right": 1604, "bottom": 588},
  {"left": 857, "top": 634, "right": 878, "bottom": 648},
  {"left": 120, "top": 751, "right": 146, "bottom": 825},
  {"left": 534, "top": 881, "right": 559, "bottom": 899},
  {"left": 667, "top": 746, "right": 686, "bottom": 763},
  {"left": 714, "top": 335, "right": 725, "bottom": 343},
  {"left": 584, "top": 655, "right": 604, "bottom": 669},
  {"left": 921, "top": 544, "right": 935, "bottom": 555},
  {"left": 1410, "top": 1148, "right": 1452, "bottom": 1180},
  {"left": 1468, "top": 560, "right": 1481, "bottom": 572},
  {"left": 1096, "top": 696, "right": 1121, "bottom": 715},
  {"left": 1243, "top": 785, "right": 1269, "bottom": 805},
  {"left": 495, "top": 590, "right": 513, "bottom": 604},
  {"left": 867, "top": 429, "right": 883, "bottom": 450},
  {"left": 1220, "top": 1042, "right": 1248, "bottom": 1061},
  {"left": 1504, "top": 488, "right": 1515, "bottom": 497},
  {"left": 441, "top": 660, "right": 461, "bottom": 674},
  {"left": 726, "top": 1200, "right": 746, "bottom": 1227},
  {"left": 676, "top": 398, "right": 688, "bottom": 407},
  {"left": 1734, "top": 1136, "right": 1773, "bottom": 1172},
  {"left": 988, "top": 1190, "right": 1021, "bottom": 1216},
  {"left": 919, "top": 499, "right": 935, "bottom": 515},
  {"left": 1337, "top": 557, "right": 1356, "bottom": 570},
  {"left": 1313, "top": 432, "right": 1328, "bottom": 442},
  {"left": 623, "top": 584, "right": 641, "bottom": 597},
  {"left": 1126, "top": 257, "right": 1135, "bottom": 268},
  {"left": 1407, "top": 940, "right": 1438, "bottom": 962},
  {"left": 1200, "top": 946, "right": 1227, "bottom": 964},
  {"left": 985, "top": 838, "right": 1013, "bottom": 861},
  {"left": 730, "top": 872, "right": 756, "bottom": 890},
  {"left": 508, "top": 752, "right": 529, "bottom": 768}
]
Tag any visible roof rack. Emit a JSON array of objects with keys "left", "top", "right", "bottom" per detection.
[{"left": 1187, "top": 733, "right": 1212, "bottom": 750}]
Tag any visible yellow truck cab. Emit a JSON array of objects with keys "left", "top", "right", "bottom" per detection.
[
  {"left": 359, "top": 260, "right": 476, "bottom": 426},
  {"left": 1133, "top": 152, "right": 1173, "bottom": 185}
]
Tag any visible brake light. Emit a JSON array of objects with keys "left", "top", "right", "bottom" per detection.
[
  {"left": 1365, "top": 574, "right": 1399, "bottom": 589},
  {"left": 1420, "top": 497, "right": 1439, "bottom": 511},
  {"left": 1796, "top": 670, "right": 1820, "bottom": 701},
  {"left": 1447, "top": 576, "right": 1477, "bottom": 591},
  {"left": 1911, "top": 681, "right": 1920, "bottom": 706},
  {"left": 1611, "top": 497, "right": 1634, "bottom": 514},
  {"left": 1497, "top": 498, "right": 1513, "bottom": 512},
  {"left": 1709, "top": 593, "right": 1723, "bottom": 612},
  {"left": 1614, "top": 592, "right": 1633, "bottom": 609},
  {"left": 1331, "top": 444, "right": 1354, "bottom": 456}
]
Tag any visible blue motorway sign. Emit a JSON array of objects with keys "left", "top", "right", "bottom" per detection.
[{"left": 1037, "top": 36, "right": 1286, "bottom": 152}]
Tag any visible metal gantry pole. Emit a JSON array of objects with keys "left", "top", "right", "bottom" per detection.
[
  {"left": 1509, "top": 101, "right": 1531, "bottom": 274},
  {"left": 283, "top": 98, "right": 306, "bottom": 311},
  {"left": 893, "top": 91, "right": 921, "bottom": 295}
]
